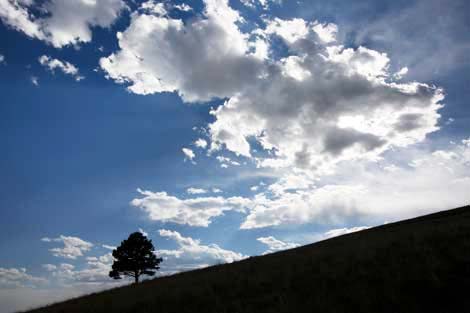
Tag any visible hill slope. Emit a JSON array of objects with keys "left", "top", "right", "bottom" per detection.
[{"left": 27, "top": 205, "right": 470, "bottom": 313}]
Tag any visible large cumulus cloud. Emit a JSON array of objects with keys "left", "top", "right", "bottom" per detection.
[
  {"left": 101, "top": 0, "right": 443, "bottom": 175},
  {"left": 100, "top": 0, "right": 458, "bottom": 230},
  {"left": 0, "top": 0, "right": 126, "bottom": 47}
]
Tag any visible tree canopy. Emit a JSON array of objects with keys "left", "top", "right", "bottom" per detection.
[{"left": 109, "top": 232, "right": 162, "bottom": 283}]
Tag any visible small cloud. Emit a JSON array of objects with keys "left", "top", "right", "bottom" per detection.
[
  {"left": 102, "top": 244, "right": 116, "bottom": 250},
  {"left": 257, "top": 236, "right": 299, "bottom": 254},
  {"left": 182, "top": 148, "right": 195, "bottom": 163},
  {"left": 173, "top": 3, "right": 192, "bottom": 12},
  {"left": 393, "top": 67, "right": 408, "bottom": 80},
  {"left": 323, "top": 226, "right": 370, "bottom": 239},
  {"left": 38, "top": 55, "right": 84, "bottom": 81},
  {"left": 212, "top": 188, "right": 222, "bottom": 193},
  {"left": 0, "top": 54, "right": 5, "bottom": 64},
  {"left": 42, "top": 264, "right": 57, "bottom": 271},
  {"left": 187, "top": 187, "right": 208, "bottom": 195},
  {"left": 138, "top": 228, "right": 148, "bottom": 237},
  {"left": 30, "top": 76, "right": 39, "bottom": 86},
  {"left": 216, "top": 156, "right": 240, "bottom": 167},
  {"left": 194, "top": 138, "right": 208, "bottom": 149},
  {"left": 41, "top": 235, "right": 93, "bottom": 259}
]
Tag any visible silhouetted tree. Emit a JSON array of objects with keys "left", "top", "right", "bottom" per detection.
[{"left": 109, "top": 232, "right": 162, "bottom": 284}]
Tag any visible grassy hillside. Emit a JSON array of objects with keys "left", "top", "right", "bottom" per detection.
[{"left": 26, "top": 205, "right": 470, "bottom": 313}]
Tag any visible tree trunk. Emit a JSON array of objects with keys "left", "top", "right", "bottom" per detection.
[{"left": 135, "top": 273, "right": 139, "bottom": 284}]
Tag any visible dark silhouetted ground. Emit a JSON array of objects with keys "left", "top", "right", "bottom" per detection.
[{"left": 25, "top": 205, "right": 470, "bottom": 313}]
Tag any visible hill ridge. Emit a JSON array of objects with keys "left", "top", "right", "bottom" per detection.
[{"left": 27, "top": 205, "right": 470, "bottom": 313}]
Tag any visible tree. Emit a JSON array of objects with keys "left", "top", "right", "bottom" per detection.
[{"left": 109, "top": 232, "right": 163, "bottom": 284}]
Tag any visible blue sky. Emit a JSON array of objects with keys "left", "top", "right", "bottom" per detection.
[{"left": 0, "top": 0, "right": 469, "bottom": 311}]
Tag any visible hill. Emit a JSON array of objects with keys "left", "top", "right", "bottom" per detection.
[{"left": 26, "top": 205, "right": 470, "bottom": 313}]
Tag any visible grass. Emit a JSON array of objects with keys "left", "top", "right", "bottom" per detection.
[{"left": 25, "top": 205, "right": 470, "bottom": 313}]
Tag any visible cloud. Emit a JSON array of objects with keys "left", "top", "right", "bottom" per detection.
[
  {"left": 41, "top": 235, "right": 93, "bottom": 259},
  {"left": 0, "top": 0, "right": 45, "bottom": 41},
  {"left": 98, "top": 0, "right": 443, "bottom": 176},
  {"left": 0, "top": 54, "right": 4, "bottom": 63},
  {"left": 186, "top": 187, "right": 208, "bottom": 195},
  {"left": 312, "top": 22, "right": 338, "bottom": 43},
  {"left": 133, "top": 137, "right": 470, "bottom": 230},
  {"left": 257, "top": 236, "right": 299, "bottom": 254},
  {"left": 240, "top": 138, "right": 470, "bottom": 228},
  {"left": 0, "top": 0, "right": 127, "bottom": 48},
  {"left": 241, "top": 0, "right": 281, "bottom": 10},
  {"left": 100, "top": 0, "right": 264, "bottom": 101},
  {"left": 30, "top": 75, "right": 38, "bottom": 86},
  {"left": 209, "top": 48, "right": 442, "bottom": 173},
  {"left": 140, "top": 0, "right": 167, "bottom": 16},
  {"left": 138, "top": 228, "right": 148, "bottom": 237},
  {"left": 182, "top": 148, "right": 195, "bottom": 162},
  {"left": 0, "top": 267, "right": 47, "bottom": 288},
  {"left": 157, "top": 229, "right": 245, "bottom": 274},
  {"left": 393, "top": 67, "right": 408, "bottom": 80},
  {"left": 38, "top": 55, "right": 84, "bottom": 81},
  {"left": 194, "top": 138, "right": 208, "bottom": 149},
  {"left": 44, "top": 253, "right": 121, "bottom": 285},
  {"left": 216, "top": 156, "right": 241, "bottom": 167},
  {"left": 102, "top": 244, "right": 116, "bottom": 250},
  {"left": 322, "top": 226, "right": 370, "bottom": 239},
  {"left": 173, "top": 3, "right": 192, "bottom": 12},
  {"left": 42, "top": 264, "right": 57, "bottom": 272},
  {"left": 130, "top": 188, "right": 251, "bottom": 227}
]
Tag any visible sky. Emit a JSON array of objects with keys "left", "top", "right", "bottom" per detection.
[{"left": 0, "top": 0, "right": 469, "bottom": 311}]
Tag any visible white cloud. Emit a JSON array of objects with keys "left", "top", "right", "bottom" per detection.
[
  {"left": 241, "top": 0, "right": 281, "bottom": 9},
  {"left": 209, "top": 40, "right": 442, "bottom": 175},
  {"left": 393, "top": 67, "right": 408, "bottom": 80},
  {"left": 182, "top": 147, "right": 195, "bottom": 162},
  {"left": 138, "top": 228, "right": 148, "bottom": 237},
  {"left": 131, "top": 188, "right": 251, "bottom": 227},
  {"left": 134, "top": 139, "right": 470, "bottom": 230},
  {"left": 0, "top": 0, "right": 126, "bottom": 48},
  {"left": 0, "top": 267, "right": 47, "bottom": 288},
  {"left": 212, "top": 188, "right": 223, "bottom": 193},
  {"left": 186, "top": 187, "right": 208, "bottom": 195},
  {"left": 312, "top": 22, "right": 338, "bottom": 43},
  {"left": 102, "top": 244, "right": 116, "bottom": 250},
  {"left": 42, "top": 264, "right": 57, "bottom": 272},
  {"left": 41, "top": 235, "right": 93, "bottom": 259},
  {"left": 157, "top": 229, "right": 245, "bottom": 274},
  {"left": 46, "top": 253, "right": 119, "bottom": 284},
  {"left": 194, "top": 138, "right": 208, "bottom": 149},
  {"left": 216, "top": 156, "right": 241, "bottom": 167},
  {"left": 322, "top": 226, "right": 370, "bottom": 239},
  {"left": 241, "top": 139, "right": 470, "bottom": 228},
  {"left": 173, "top": 3, "right": 192, "bottom": 12},
  {"left": 0, "top": 54, "right": 4, "bottom": 63},
  {"left": 0, "top": 0, "right": 45, "bottom": 41},
  {"left": 94, "top": 0, "right": 456, "bottom": 231},
  {"left": 257, "top": 236, "right": 299, "bottom": 254},
  {"left": 463, "top": 137, "right": 470, "bottom": 147},
  {"left": 140, "top": 0, "right": 167, "bottom": 16},
  {"left": 265, "top": 17, "right": 310, "bottom": 44},
  {"left": 100, "top": 0, "right": 264, "bottom": 101},
  {"left": 99, "top": 1, "right": 442, "bottom": 175},
  {"left": 30, "top": 75, "right": 38, "bottom": 86},
  {"left": 38, "top": 55, "right": 84, "bottom": 81}
]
